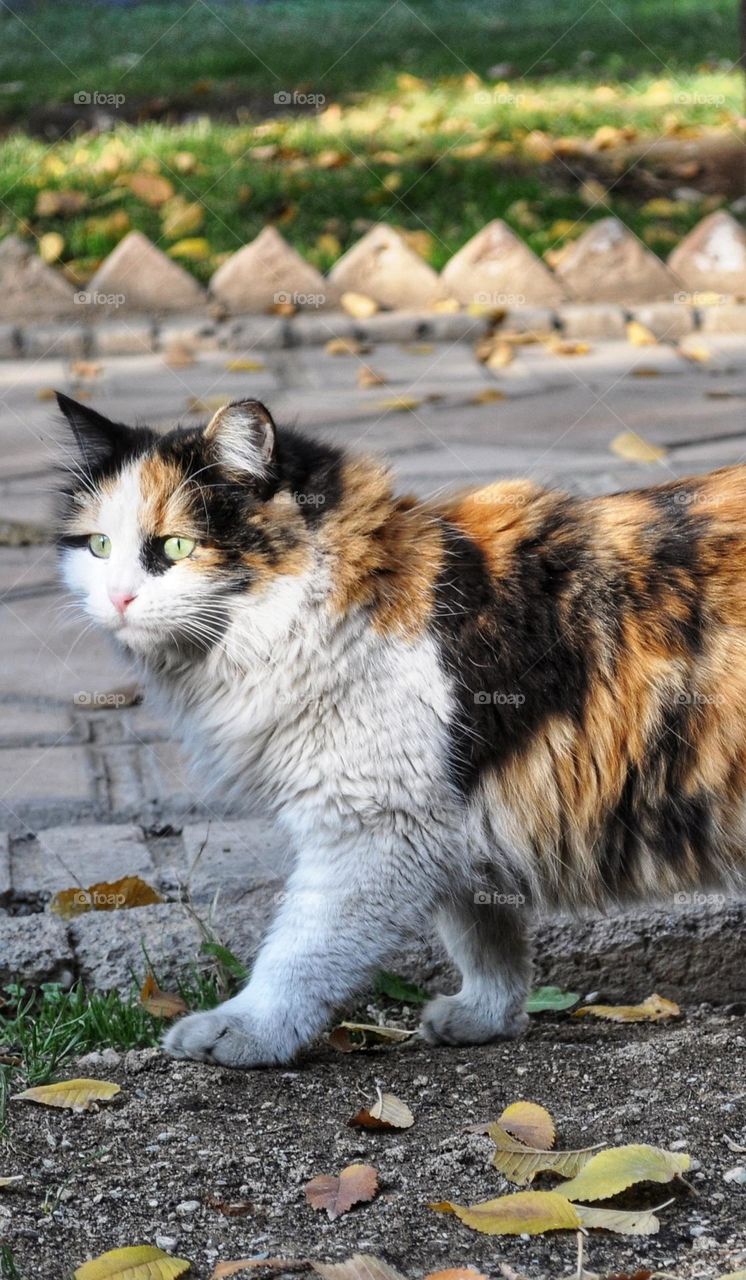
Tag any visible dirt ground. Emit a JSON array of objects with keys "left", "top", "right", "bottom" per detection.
[{"left": 1, "top": 1007, "right": 745, "bottom": 1280}]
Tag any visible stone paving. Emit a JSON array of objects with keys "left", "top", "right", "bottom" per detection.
[{"left": 1, "top": 329, "right": 746, "bottom": 996}]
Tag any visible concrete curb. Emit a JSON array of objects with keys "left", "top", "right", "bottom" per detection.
[{"left": 3, "top": 301, "right": 746, "bottom": 361}]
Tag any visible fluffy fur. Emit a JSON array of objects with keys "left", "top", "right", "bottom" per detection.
[{"left": 56, "top": 392, "right": 746, "bottom": 1066}]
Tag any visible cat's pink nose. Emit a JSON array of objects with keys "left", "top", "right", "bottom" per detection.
[{"left": 109, "top": 591, "right": 137, "bottom": 616}]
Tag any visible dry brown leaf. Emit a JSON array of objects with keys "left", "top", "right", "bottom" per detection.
[
  {"left": 312, "top": 1258, "right": 406, "bottom": 1280},
  {"left": 75, "top": 1246, "right": 190, "bottom": 1279},
  {"left": 400, "top": 343, "right": 434, "bottom": 355},
  {"left": 357, "top": 366, "right": 386, "bottom": 388},
  {"left": 328, "top": 1022, "right": 416, "bottom": 1053},
  {"left": 50, "top": 875, "right": 163, "bottom": 919},
  {"left": 630, "top": 366, "right": 662, "bottom": 377},
  {"left": 469, "top": 388, "right": 506, "bottom": 404},
  {"left": 341, "top": 292, "right": 378, "bottom": 319},
  {"left": 271, "top": 300, "right": 297, "bottom": 316},
  {"left": 488, "top": 1124, "right": 598, "bottom": 1185},
  {"left": 573, "top": 992, "right": 680, "bottom": 1023},
  {"left": 626, "top": 321, "right": 658, "bottom": 347},
  {"left": 610, "top": 432, "right": 667, "bottom": 464},
  {"left": 204, "top": 1193, "right": 253, "bottom": 1218},
  {"left": 13, "top": 1078, "right": 120, "bottom": 1111},
  {"left": 126, "top": 172, "right": 175, "bottom": 207},
  {"left": 36, "top": 189, "right": 88, "bottom": 217},
  {"left": 163, "top": 341, "right": 196, "bottom": 368},
  {"left": 304, "top": 1163, "right": 378, "bottom": 1220},
  {"left": 348, "top": 1088, "right": 414, "bottom": 1130},
  {"left": 499, "top": 1101, "right": 556, "bottom": 1150},
  {"left": 424, "top": 1272, "right": 489, "bottom": 1280},
  {"left": 225, "top": 358, "right": 265, "bottom": 372},
  {"left": 70, "top": 360, "right": 103, "bottom": 380},
  {"left": 140, "top": 972, "right": 187, "bottom": 1020}
]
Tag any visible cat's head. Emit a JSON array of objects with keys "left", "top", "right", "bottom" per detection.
[{"left": 56, "top": 393, "right": 342, "bottom": 659}]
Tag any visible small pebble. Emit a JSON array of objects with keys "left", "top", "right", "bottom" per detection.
[
  {"left": 176, "top": 1200, "right": 201, "bottom": 1216},
  {"left": 155, "top": 1235, "right": 179, "bottom": 1251},
  {"left": 724, "top": 1166, "right": 746, "bottom": 1184}
]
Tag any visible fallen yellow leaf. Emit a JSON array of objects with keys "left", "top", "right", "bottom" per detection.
[
  {"left": 545, "top": 337, "right": 591, "bottom": 356},
  {"left": 626, "top": 320, "right": 658, "bottom": 346},
  {"left": 469, "top": 388, "right": 506, "bottom": 404},
  {"left": 74, "top": 1245, "right": 191, "bottom": 1279},
  {"left": 499, "top": 1100, "right": 555, "bottom": 1150},
  {"left": 573, "top": 992, "right": 680, "bottom": 1022},
  {"left": 431, "top": 1189, "right": 581, "bottom": 1235},
  {"left": 325, "top": 337, "right": 368, "bottom": 356},
  {"left": 341, "top": 291, "right": 379, "bottom": 319},
  {"left": 486, "top": 341, "right": 514, "bottom": 370},
  {"left": 610, "top": 432, "right": 667, "bottom": 464},
  {"left": 39, "top": 231, "right": 65, "bottom": 263},
  {"left": 678, "top": 341, "right": 711, "bottom": 364},
  {"left": 13, "top": 1078, "right": 120, "bottom": 1111},
  {"left": 489, "top": 1125, "right": 598, "bottom": 1185},
  {"left": 559, "top": 1143, "right": 690, "bottom": 1202},
  {"left": 167, "top": 238, "right": 211, "bottom": 262},
  {"left": 50, "top": 875, "right": 164, "bottom": 919},
  {"left": 574, "top": 1203, "right": 660, "bottom": 1235},
  {"left": 375, "top": 396, "right": 422, "bottom": 412},
  {"left": 225, "top": 358, "right": 266, "bottom": 372}
]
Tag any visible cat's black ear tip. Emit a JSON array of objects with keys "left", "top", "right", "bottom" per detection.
[{"left": 55, "top": 391, "right": 79, "bottom": 419}]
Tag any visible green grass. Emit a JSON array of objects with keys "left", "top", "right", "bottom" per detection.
[
  {"left": 0, "top": 952, "right": 242, "bottom": 1134},
  {"left": 0, "top": 1, "right": 740, "bottom": 278},
  {"left": 0, "top": 0, "right": 739, "bottom": 116}
]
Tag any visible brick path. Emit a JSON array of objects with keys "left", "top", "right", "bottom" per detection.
[{"left": 2, "top": 332, "right": 746, "bottom": 991}]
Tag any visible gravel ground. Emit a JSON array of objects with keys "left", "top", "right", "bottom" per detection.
[{"left": 1, "top": 1008, "right": 745, "bottom": 1280}]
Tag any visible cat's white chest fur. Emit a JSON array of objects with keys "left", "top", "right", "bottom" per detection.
[{"left": 149, "top": 569, "right": 455, "bottom": 849}]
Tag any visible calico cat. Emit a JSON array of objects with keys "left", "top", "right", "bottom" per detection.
[{"left": 56, "top": 391, "right": 745, "bottom": 1067}]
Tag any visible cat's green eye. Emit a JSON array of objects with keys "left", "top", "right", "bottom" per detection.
[
  {"left": 88, "top": 533, "right": 111, "bottom": 559},
  {"left": 163, "top": 535, "right": 196, "bottom": 562}
]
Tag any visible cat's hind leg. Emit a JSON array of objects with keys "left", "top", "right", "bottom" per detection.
[{"left": 421, "top": 887, "right": 531, "bottom": 1045}]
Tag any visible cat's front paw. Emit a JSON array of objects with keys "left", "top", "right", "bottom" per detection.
[
  {"left": 420, "top": 992, "right": 528, "bottom": 1047},
  {"left": 162, "top": 1008, "right": 285, "bottom": 1068}
]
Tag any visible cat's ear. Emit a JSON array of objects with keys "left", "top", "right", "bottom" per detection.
[
  {"left": 204, "top": 399, "right": 276, "bottom": 477},
  {"left": 56, "top": 392, "right": 134, "bottom": 470}
]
